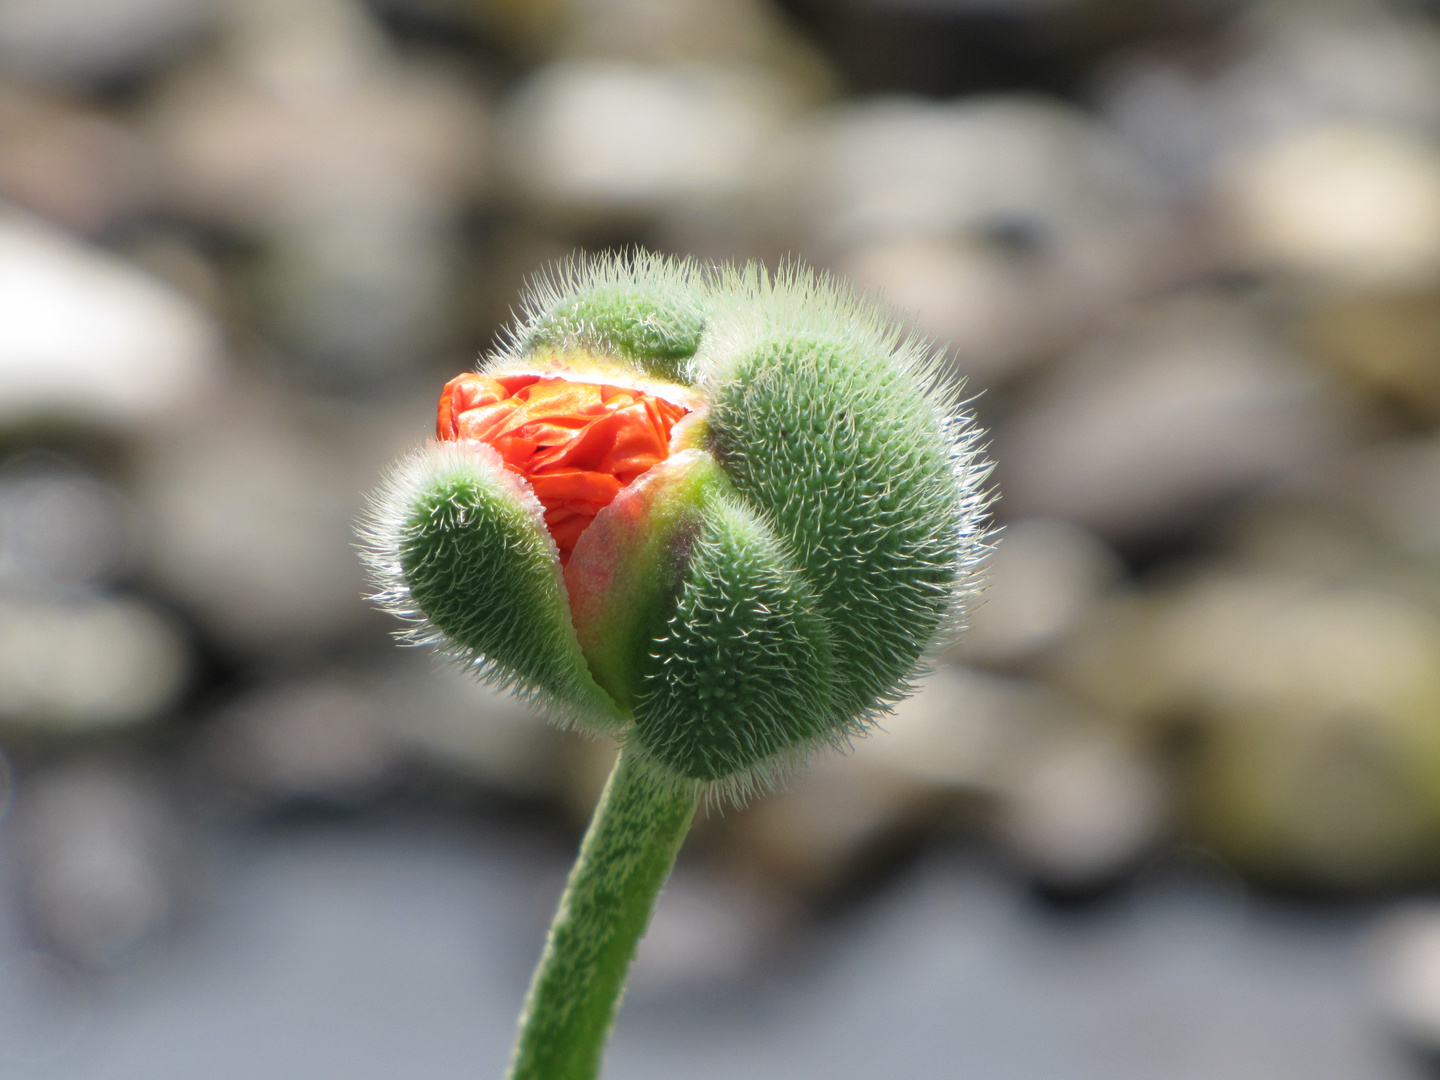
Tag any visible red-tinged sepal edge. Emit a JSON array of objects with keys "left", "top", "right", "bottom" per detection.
[{"left": 565, "top": 447, "right": 720, "bottom": 712}]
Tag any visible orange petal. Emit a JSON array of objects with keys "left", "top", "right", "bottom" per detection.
[
  {"left": 489, "top": 434, "right": 539, "bottom": 466},
  {"left": 547, "top": 513, "right": 593, "bottom": 556},
  {"left": 437, "top": 373, "right": 504, "bottom": 439},
  {"left": 529, "top": 469, "right": 622, "bottom": 504},
  {"left": 495, "top": 373, "right": 542, "bottom": 395},
  {"left": 456, "top": 400, "right": 521, "bottom": 442},
  {"left": 596, "top": 403, "right": 669, "bottom": 480},
  {"left": 518, "top": 380, "right": 607, "bottom": 416},
  {"left": 435, "top": 371, "right": 691, "bottom": 561}
]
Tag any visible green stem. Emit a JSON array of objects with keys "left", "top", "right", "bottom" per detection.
[{"left": 507, "top": 744, "right": 700, "bottom": 1080}]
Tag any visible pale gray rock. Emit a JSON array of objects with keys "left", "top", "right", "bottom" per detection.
[
  {"left": 958, "top": 517, "right": 1123, "bottom": 669},
  {"left": 0, "top": 596, "right": 188, "bottom": 734},
  {"left": 1213, "top": 123, "right": 1440, "bottom": 288},
  {"left": 501, "top": 59, "right": 803, "bottom": 223},
  {"left": 997, "top": 293, "right": 1359, "bottom": 540},
  {"left": 132, "top": 377, "right": 405, "bottom": 656},
  {"left": 1368, "top": 903, "right": 1440, "bottom": 1051},
  {"left": 144, "top": 0, "right": 488, "bottom": 379},
  {"left": 1100, "top": 4, "right": 1440, "bottom": 193},
  {"left": 996, "top": 726, "right": 1167, "bottom": 890},
  {"left": 379, "top": 659, "right": 568, "bottom": 800},
  {"left": 0, "top": 0, "right": 217, "bottom": 85},
  {"left": 0, "top": 462, "right": 134, "bottom": 597},
  {"left": 197, "top": 675, "right": 398, "bottom": 809},
  {"left": 773, "top": 96, "right": 1173, "bottom": 386},
  {"left": 0, "top": 212, "right": 221, "bottom": 432},
  {"left": 8, "top": 761, "right": 181, "bottom": 969}
]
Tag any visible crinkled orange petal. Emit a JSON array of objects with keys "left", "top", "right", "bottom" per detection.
[
  {"left": 455, "top": 400, "right": 520, "bottom": 442},
  {"left": 489, "top": 434, "right": 539, "bottom": 467},
  {"left": 529, "top": 469, "right": 623, "bottom": 505},
  {"left": 495, "top": 373, "right": 542, "bottom": 395},
  {"left": 436, "top": 373, "right": 690, "bottom": 562},
  {"left": 437, "top": 373, "right": 505, "bottom": 439},
  {"left": 546, "top": 513, "right": 593, "bottom": 555}
]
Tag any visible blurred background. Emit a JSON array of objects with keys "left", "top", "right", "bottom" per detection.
[{"left": 7, "top": 0, "right": 1440, "bottom": 1075}]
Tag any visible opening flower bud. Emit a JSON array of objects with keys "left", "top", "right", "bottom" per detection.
[{"left": 364, "top": 251, "right": 991, "bottom": 793}]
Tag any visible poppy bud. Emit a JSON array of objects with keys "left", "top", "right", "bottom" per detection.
[{"left": 363, "top": 251, "right": 991, "bottom": 793}]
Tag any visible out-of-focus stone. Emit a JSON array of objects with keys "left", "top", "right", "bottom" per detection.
[
  {"left": 1214, "top": 124, "right": 1440, "bottom": 289},
  {"left": 556, "top": 0, "right": 833, "bottom": 89},
  {"left": 1100, "top": 6, "right": 1440, "bottom": 195},
  {"left": 1045, "top": 591, "right": 1175, "bottom": 724},
  {"left": 1094, "top": 52, "right": 1229, "bottom": 199},
  {"left": 1300, "top": 434, "right": 1440, "bottom": 567},
  {"left": 957, "top": 516, "right": 1122, "bottom": 669},
  {"left": 996, "top": 292, "right": 1358, "bottom": 541},
  {"left": 379, "top": 659, "right": 567, "bottom": 800},
  {"left": 1368, "top": 903, "right": 1440, "bottom": 1051},
  {"left": 773, "top": 96, "right": 1172, "bottom": 386},
  {"left": 1215, "top": 498, "right": 1376, "bottom": 585},
  {"left": 258, "top": 186, "right": 459, "bottom": 381},
  {"left": 1220, "top": 6, "right": 1440, "bottom": 138},
  {"left": 722, "top": 749, "right": 941, "bottom": 898},
  {"left": 1059, "top": 564, "right": 1440, "bottom": 887},
  {"left": 0, "top": 211, "right": 221, "bottom": 432},
  {"left": 120, "top": 230, "right": 228, "bottom": 318},
  {"left": 0, "top": 595, "right": 188, "bottom": 733},
  {"left": 0, "top": 85, "right": 155, "bottom": 234},
  {"left": 512, "top": 0, "right": 835, "bottom": 259},
  {"left": 1152, "top": 575, "right": 1438, "bottom": 717},
  {"left": 197, "top": 675, "right": 396, "bottom": 809},
  {"left": 865, "top": 663, "right": 1165, "bottom": 890},
  {"left": 144, "top": 0, "right": 487, "bottom": 381},
  {"left": 7, "top": 761, "right": 180, "bottom": 969},
  {"left": 1299, "top": 286, "right": 1440, "bottom": 420},
  {"left": 864, "top": 664, "right": 1049, "bottom": 793},
  {"left": 727, "top": 666, "right": 1063, "bottom": 896},
  {"left": 501, "top": 59, "right": 802, "bottom": 225},
  {"left": 996, "top": 726, "right": 1167, "bottom": 891},
  {"left": 1161, "top": 572, "right": 1440, "bottom": 887},
  {"left": 133, "top": 377, "right": 410, "bottom": 656},
  {"left": 146, "top": 0, "right": 487, "bottom": 230},
  {"left": 0, "top": 458, "right": 133, "bottom": 596},
  {"left": 627, "top": 866, "right": 795, "bottom": 993},
  {"left": 0, "top": 0, "right": 217, "bottom": 86}
]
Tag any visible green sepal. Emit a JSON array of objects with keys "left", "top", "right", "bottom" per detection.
[
  {"left": 564, "top": 449, "right": 722, "bottom": 713},
  {"left": 630, "top": 486, "right": 841, "bottom": 785},
  {"left": 517, "top": 252, "right": 708, "bottom": 384},
  {"left": 704, "top": 280, "right": 977, "bottom": 720},
  {"left": 371, "top": 443, "right": 624, "bottom": 733}
]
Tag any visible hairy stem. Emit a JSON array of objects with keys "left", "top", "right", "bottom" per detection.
[{"left": 507, "top": 745, "right": 700, "bottom": 1080}]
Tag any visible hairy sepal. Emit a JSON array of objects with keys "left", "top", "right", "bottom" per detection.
[
  {"left": 630, "top": 487, "right": 843, "bottom": 789},
  {"left": 565, "top": 449, "right": 722, "bottom": 712},
  {"left": 699, "top": 265, "right": 992, "bottom": 721},
  {"left": 504, "top": 249, "right": 709, "bottom": 384},
  {"left": 362, "top": 441, "right": 624, "bottom": 733}
]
